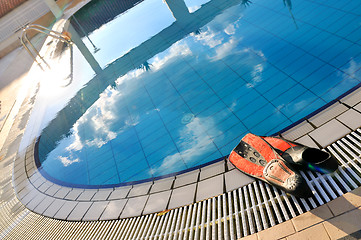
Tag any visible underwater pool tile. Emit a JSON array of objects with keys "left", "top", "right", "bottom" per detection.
[
  {"left": 290, "top": 101, "right": 326, "bottom": 123},
  {"left": 346, "top": 26, "right": 361, "bottom": 43},
  {"left": 249, "top": 113, "right": 292, "bottom": 136},
  {"left": 189, "top": 95, "right": 221, "bottom": 115},
  {"left": 115, "top": 152, "right": 145, "bottom": 173},
  {"left": 190, "top": 151, "right": 223, "bottom": 168},
  {"left": 88, "top": 164, "right": 119, "bottom": 183},
  {"left": 262, "top": 78, "right": 298, "bottom": 103},
  {"left": 142, "top": 134, "right": 173, "bottom": 157},
  {"left": 214, "top": 122, "right": 247, "bottom": 149},
  {"left": 235, "top": 97, "right": 269, "bottom": 121},
  {"left": 146, "top": 147, "right": 178, "bottom": 167},
  {"left": 141, "top": 131, "right": 170, "bottom": 152},
  {"left": 150, "top": 155, "right": 187, "bottom": 178},
  {"left": 206, "top": 111, "right": 240, "bottom": 135},
  {"left": 125, "top": 168, "right": 153, "bottom": 184}
]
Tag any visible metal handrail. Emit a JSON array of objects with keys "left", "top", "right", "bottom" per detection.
[{"left": 20, "top": 24, "right": 73, "bottom": 70}]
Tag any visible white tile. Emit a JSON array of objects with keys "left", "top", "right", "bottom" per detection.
[
  {"left": 281, "top": 121, "right": 315, "bottom": 140},
  {"left": 128, "top": 182, "right": 152, "bottom": 197},
  {"left": 309, "top": 103, "right": 348, "bottom": 127},
  {"left": 143, "top": 190, "right": 171, "bottom": 215},
  {"left": 173, "top": 170, "right": 199, "bottom": 188},
  {"left": 20, "top": 187, "right": 39, "bottom": 205},
  {"left": 200, "top": 161, "right": 225, "bottom": 180},
  {"left": 37, "top": 181, "right": 53, "bottom": 193},
  {"left": 168, "top": 183, "right": 196, "bottom": 209},
  {"left": 226, "top": 159, "right": 235, "bottom": 171},
  {"left": 54, "top": 187, "right": 72, "bottom": 198},
  {"left": 16, "top": 184, "right": 30, "bottom": 201},
  {"left": 33, "top": 196, "right": 56, "bottom": 214},
  {"left": 43, "top": 199, "right": 67, "bottom": 218},
  {"left": 108, "top": 186, "right": 132, "bottom": 199},
  {"left": 82, "top": 201, "right": 109, "bottom": 221},
  {"left": 295, "top": 135, "right": 320, "bottom": 148},
  {"left": 120, "top": 195, "right": 149, "bottom": 219},
  {"left": 354, "top": 102, "right": 361, "bottom": 112},
  {"left": 336, "top": 109, "right": 361, "bottom": 130},
  {"left": 54, "top": 201, "right": 78, "bottom": 220},
  {"left": 26, "top": 167, "right": 36, "bottom": 178},
  {"left": 67, "top": 202, "right": 92, "bottom": 221},
  {"left": 29, "top": 175, "right": 44, "bottom": 188},
  {"left": 224, "top": 169, "right": 255, "bottom": 192},
  {"left": 196, "top": 174, "right": 224, "bottom": 202},
  {"left": 341, "top": 88, "right": 361, "bottom": 106},
  {"left": 150, "top": 177, "right": 174, "bottom": 193},
  {"left": 92, "top": 189, "right": 113, "bottom": 201},
  {"left": 45, "top": 185, "right": 62, "bottom": 196},
  {"left": 15, "top": 178, "right": 33, "bottom": 196},
  {"left": 100, "top": 199, "right": 127, "bottom": 220},
  {"left": 309, "top": 119, "right": 350, "bottom": 147},
  {"left": 25, "top": 193, "right": 46, "bottom": 211},
  {"left": 65, "top": 189, "right": 84, "bottom": 200},
  {"left": 77, "top": 190, "right": 97, "bottom": 201}
]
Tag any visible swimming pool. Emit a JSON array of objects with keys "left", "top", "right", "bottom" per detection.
[{"left": 35, "top": 0, "right": 361, "bottom": 187}]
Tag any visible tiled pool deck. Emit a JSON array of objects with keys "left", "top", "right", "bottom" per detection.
[{"left": 1, "top": 1, "right": 361, "bottom": 240}]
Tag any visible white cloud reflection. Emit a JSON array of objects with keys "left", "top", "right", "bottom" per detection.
[
  {"left": 152, "top": 42, "right": 192, "bottom": 71},
  {"left": 59, "top": 156, "right": 80, "bottom": 167},
  {"left": 149, "top": 116, "right": 221, "bottom": 175}
]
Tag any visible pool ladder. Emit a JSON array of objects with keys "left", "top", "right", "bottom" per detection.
[{"left": 21, "top": 24, "right": 73, "bottom": 70}]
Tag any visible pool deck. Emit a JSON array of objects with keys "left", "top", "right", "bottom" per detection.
[{"left": 1, "top": 1, "right": 361, "bottom": 240}]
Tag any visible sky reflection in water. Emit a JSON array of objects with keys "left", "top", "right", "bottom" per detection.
[{"left": 37, "top": 0, "right": 361, "bottom": 187}]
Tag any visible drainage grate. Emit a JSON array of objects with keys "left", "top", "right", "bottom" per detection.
[
  {"left": 2, "top": 129, "right": 361, "bottom": 239},
  {"left": 98, "top": 129, "right": 361, "bottom": 239}
]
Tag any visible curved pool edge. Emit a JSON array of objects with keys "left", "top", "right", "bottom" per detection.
[
  {"left": 12, "top": 81, "right": 361, "bottom": 221},
  {"left": 10, "top": 0, "right": 361, "bottom": 222}
]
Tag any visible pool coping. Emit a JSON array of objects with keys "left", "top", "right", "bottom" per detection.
[
  {"left": 12, "top": 75, "right": 361, "bottom": 221},
  {"left": 10, "top": 0, "right": 361, "bottom": 222}
]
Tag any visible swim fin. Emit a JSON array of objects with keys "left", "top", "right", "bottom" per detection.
[
  {"left": 262, "top": 136, "right": 338, "bottom": 174},
  {"left": 229, "top": 133, "right": 312, "bottom": 198}
]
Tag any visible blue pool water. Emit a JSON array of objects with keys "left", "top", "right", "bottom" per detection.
[{"left": 36, "top": 0, "right": 361, "bottom": 187}]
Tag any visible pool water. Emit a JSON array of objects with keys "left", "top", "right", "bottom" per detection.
[{"left": 36, "top": 0, "right": 361, "bottom": 187}]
